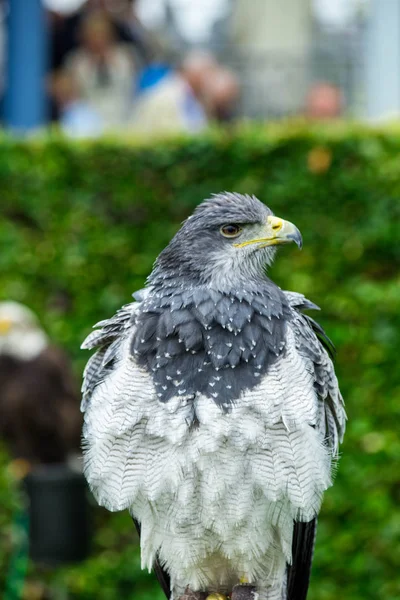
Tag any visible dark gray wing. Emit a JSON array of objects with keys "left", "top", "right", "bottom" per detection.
[
  {"left": 284, "top": 291, "right": 346, "bottom": 456},
  {"left": 80, "top": 302, "right": 137, "bottom": 411},
  {"left": 284, "top": 292, "right": 346, "bottom": 600}
]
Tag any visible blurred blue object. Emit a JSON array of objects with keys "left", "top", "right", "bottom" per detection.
[
  {"left": 4, "top": 0, "right": 48, "bottom": 132},
  {"left": 137, "top": 63, "right": 173, "bottom": 93}
]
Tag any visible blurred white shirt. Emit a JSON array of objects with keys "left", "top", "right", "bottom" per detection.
[
  {"left": 65, "top": 44, "right": 135, "bottom": 129},
  {"left": 129, "top": 71, "right": 207, "bottom": 136}
]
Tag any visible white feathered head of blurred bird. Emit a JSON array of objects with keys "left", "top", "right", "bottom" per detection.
[{"left": 0, "top": 302, "right": 48, "bottom": 361}]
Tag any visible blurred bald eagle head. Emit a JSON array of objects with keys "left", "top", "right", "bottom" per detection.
[{"left": 0, "top": 302, "right": 48, "bottom": 361}]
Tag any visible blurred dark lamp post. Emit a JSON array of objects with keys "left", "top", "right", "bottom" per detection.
[
  {"left": 4, "top": 0, "right": 48, "bottom": 132},
  {"left": 24, "top": 465, "right": 91, "bottom": 565}
]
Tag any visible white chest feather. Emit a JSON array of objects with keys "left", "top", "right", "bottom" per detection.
[{"left": 83, "top": 326, "right": 332, "bottom": 596}]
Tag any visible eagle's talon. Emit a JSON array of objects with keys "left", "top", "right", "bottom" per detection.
[{"left": 231, "top": 584, "right": 256, "bottom": 600}]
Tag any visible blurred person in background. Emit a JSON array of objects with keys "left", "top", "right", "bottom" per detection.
[
  {"left": 50, "top": 0, "right": 159, "bottom": 70},
  {"left": 128, "top": 51, "right": 210, "bottom": 136},
  {"left": 100, "top": 0, "right": 163, "bottom": 65},
  {"left": 49, "top": 69, "right": 103, "bottom": 137},
  {"left": 305, "top": 82, "right": 344, "bottom": 120},
  {"left": 201, "top": 66, "right": 240, "bottom": 122},
  {"left": 181, "top": 51, "right": 218, "bottom": 103},
  {"left": 129, "top": 50, "right": 240, "bottom": 135},
  {"left": 64, "top": 10, "right": 137, "bottom": 129},
  {"left": 181, "top": 51, "right": 239, "bottom": 122},
  {"left": 0, "top": 302, "right": 81, "bottom": 468}
]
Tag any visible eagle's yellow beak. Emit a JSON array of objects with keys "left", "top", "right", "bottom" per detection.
[
  {"left": 234, "top": 215, "right": 302, "bottom": 249},
  {"left": 0, "top": 319, "right": 12, "bottom": 335}
]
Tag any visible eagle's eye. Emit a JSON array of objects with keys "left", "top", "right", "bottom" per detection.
[{"left": 220, "top": 224, "right": 242, "bottom": 238}]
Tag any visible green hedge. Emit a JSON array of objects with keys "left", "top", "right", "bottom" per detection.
[
  {"left": 1, "top": 124, "right": 399, "bottom": 600},
  {"left": 0, "top": 448, "right": 24, "bottom": 598}
]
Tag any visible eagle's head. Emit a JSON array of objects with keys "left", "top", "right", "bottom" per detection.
[
  {"left": 151, "top": 192, "right": 302, "bottom": 289},
  {"left": 0, "top": 302, "right": 48, "bottom": 361}
]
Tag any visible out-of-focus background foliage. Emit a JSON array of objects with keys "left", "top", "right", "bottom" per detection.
[{"left": 0, "top": 125, "right": 399, "bottom": 600}]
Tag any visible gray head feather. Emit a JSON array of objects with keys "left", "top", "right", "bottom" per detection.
[{"left": 149, "top": 192, "right": 275, "bottom": 290}]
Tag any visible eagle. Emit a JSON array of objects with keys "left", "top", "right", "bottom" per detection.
[
  {"left": 81, "top": 193, "right": 346, "bottom": 600},
  {"left": 0, "top": 301, "right": 82, "bottom": 466}
]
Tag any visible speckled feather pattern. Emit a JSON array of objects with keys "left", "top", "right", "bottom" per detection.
[
  {"left": 82, "top": 291, "right": 345, "bottom": 600},
  {"left": 131, "top": 282, "right": 292, "bottom": 408}
]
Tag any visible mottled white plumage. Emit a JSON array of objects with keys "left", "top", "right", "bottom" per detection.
[{"left": 82, "top": 295, "right": 343, "bottom": 600}]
